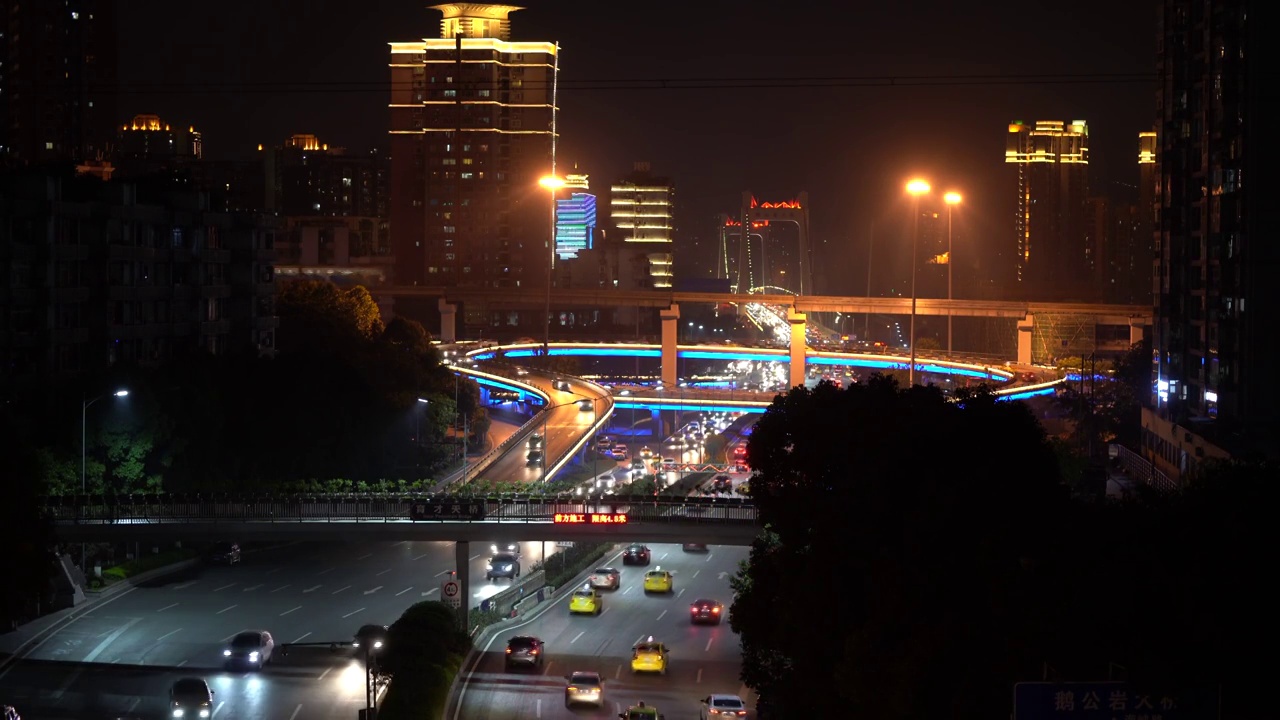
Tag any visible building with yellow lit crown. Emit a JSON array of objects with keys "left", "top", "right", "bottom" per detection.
[
  {"left": 114, "top": 114, "right": 203, "bottom": 177},
  {"left": 610, "top": 162, "right": 675, "bottom": 289},
  {"left": 1005, "top": 120, "right": 1092, "bottom": 301},
  {"left": 388, "top": 3, "right": 559, "bottom": 296}
]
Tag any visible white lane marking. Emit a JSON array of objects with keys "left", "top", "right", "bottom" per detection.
[
  {"left": 543, "top": 661, "right": 554, "bottom": 676},
  {"left": 157, "top": 603, "right": 179, "bottom": 612},
  {"left": 331, "top": 585, "right": 351, "bottom": 595},
  {"left": 395, "top": 587, "right": 414, "bottom": 596},
  {"left": 697, "top": 667, "right": 703, "bottom": 683},
  {"left": 570, "top": 631, "right": 585, "bottom": 644},
  {"left": 357, "top": 553, "right": 372, "bottom": 560},
  {"left": 394, "top": 541, "right": 408, "bottom": 547},
  {"left": 172, "top": 581, "right": 197, "bottom": 590},
  {"left": 422, "top": 588, "right": 439, "bottom": 596},
  {"left": 270, "top": 585, "right": 290, "bottom": 593},
  {"left": 242, "top": 584, "right": 263, "bottom": 592},
  {"left": 288, "top": 705, "right": 303, "bottom": 720},
  {"left": 677, "top": 588, "right": 686, "bottom": 597},
  {"left": 280, "top": 606, "right": 301, "bottom": 617},
  {"left": 125, "top": 697, "right": 140, "bottom": 713},
  {"left": 661, "top": 552, "right": 669, "bottom": 560},
  {"left": 266, "top": 567, "right": 283, "bottom": 575},
  {"left": 706, "top": 552, "right": 715, "bottom": 563},
  {"left": 536, "top": 698, "right": 542, "bottom": 718},
  {"left": 413, "top": 553, "right": 430, "bottom": 561},
  {"left": 692, "top": 570, "right": 700, "bottom": 579},
  {"left": 634, "top": 634, "right": 646, "bottom": 646},
  {"left": 615, "top": 664, "right": 622, "bottom": 679},
  {"left": 656, "top": 610, "right": 667, "bottom": 621},
  {"left": 705, "top": 637, "right": 714, "bottom": 652},
  {"left": 318, "top": 666, "right": 333, "bottom": 681},
  {"left": 211, "top": 700, "right": 225, "bottom": 717},
  {"left": 622, "top": 586, "right": 633, "bottom": 594},
  {"left": 177, "top": 660, "right": 188, "bottom": 667},
  {"left": 213, "top": 583, "right": 236, "bottom": 592},
  {"left": 317, "top": 568, "right": 335, "bottom": 576},
  {"left": 363, "top": 586, "right": 383, "bottom": 595},
  {"left": 468, "top": 554, "right": 482, "bottom": 561},
  {"left": 434, "top": 569, "right": 451, "bottom": 577},
  {"left": 292, "top": 632, "right": 311, "bottom": 644},
  {"left": 376, "top": 568, "right": 392, "bottom": 576},
  {"left": 302, "top": 585, "right": 322, "bottom": 593},
  {"left": 600, "top": 607, "right": 610, "bottom": 616},
  {"left": 157, "top": 628, "right": 182, "bottom": 642},
  {"left": 615, "top": 702, "right": 622, "bottom": 716},
  {"left": 215, "top": 605, "right": 238, "bottom": 615},
  {"left": 83, "top": 617, "right": 142, "bottom": 663},
  {"left": 342, "top": 607, "right": 366, "bottom": 619}
]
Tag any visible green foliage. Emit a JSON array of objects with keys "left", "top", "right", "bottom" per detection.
[
  {"left": 99, "top": 547, "right": 200, "bottom": 583},
  {"left": 379, "top": 600, "right": 471, "bottom": 720}
]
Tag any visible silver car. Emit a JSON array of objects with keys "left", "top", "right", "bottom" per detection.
[
  {"left": 565, "top": 670, "right": 604, "bottom": 707},
  {"left": 223, "top": 630, "right": 274, "bottom": 669}
]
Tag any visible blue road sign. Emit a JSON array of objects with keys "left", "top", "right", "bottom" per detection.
[{"left": 1014, "top": 682, "right": 1218, "bottom": 720}]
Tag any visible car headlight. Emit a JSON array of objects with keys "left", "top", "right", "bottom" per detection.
[
  {"left": 199, "top": 710, "right": 210, "bottom": 719},
  {"left": 373, "top": 640, "right": 383, "bottom": 649},
  {"left": 222, "top": 649, "right": 231, "bottom": 657},
  {"left": 353, "top": 641, "right": 360, "bottom": 647},
  {"left": 486, "top": 562, "right": 493, "bottom": 570},
  {"left": 248, "top": 651, "right": 259, "bottom": 661},
  {"left": 172, "top": 710, "right": 184, "bottom": 718}
]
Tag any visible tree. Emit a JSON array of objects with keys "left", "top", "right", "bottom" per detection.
[
  {"left": 0, "top": 400, "right": 59, "bottom": 627},
  {"left": 276, "top": 279, "right": 385, "bottom": 356},
  {"left": 379, "top": 601, "right": 471, "bottom": 719}
]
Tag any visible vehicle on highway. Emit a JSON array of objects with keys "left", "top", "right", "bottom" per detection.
[
  {"left": 711, "top": 474, "right": 733, "bottom": 493},
  {"left": 207, "top": 542, "right": 241, "bottom": 565},
  {"left": 619, "top": 702, "right": 664, "bottom": 719},
  {"left": 486, "top": 553, "right": 521, "bottom": 580},
  {"left": 630, "top": 637, "right": 669, "bottom": 675},
  {"left": 504, "top": 635, "right": 544, "bottom": 669},
  {"left": 222, "top": 630, "right": 274, "bottom": 669},
  {"left": 629, "top": 458, "right": 647, "bottom": 477},
  {"left": 643, "top": 568, "right": 674, "bottom": 594},
  {"left": 569, "top": 586, "right": 603, "bottom": 615},
  {"left": 515, "top": 367, "right": 530, "bottom": 376},
  {"left": 622, "top": 543, "right": 651, "bottom": 565},
  {"left": 610, "top": 443, "right": 629, "bottom": 460},
  {"left": 169, "top": 677, "right": 214, "bottom": 718},
  {"left": 690, "top": 598, "right": 725, "bottom": 625},
  {"left": 596, "top": 434, "right": 612, "bottom": 447},
  {"left": 588, "top": 567, "right": 621, "bottom": 590},
  {"left": 639, "top": 445, "right": 653, "bottom": 458},
  {"left": 682, "top": 543, "right": 709, "bottom": 552},
  {"left": 555, "top": 380, "right": 571, "bottom": 391},
  {"left": 526, "top": 449, "right": 544, "bottom": 466},
  {"left": 565, "top": 671, "right": 604, "bottom": 708},
  {"left": 490, "top": 542, "right": 519, "bottom": 555},
  {"left": 352, "top": 624, "right": 388, "bottom": 655},
  {"left": 700, "top": 694, "right": 748, "bottom": 718},
  {"left": 578, "top": 399, "right": 594, "bottom": 411},
  {"left": 738, "top": 482, "right": 751, "bottom": 496},
  {"left": 527, "top": 433, "right": 544, "bottom": 448}
]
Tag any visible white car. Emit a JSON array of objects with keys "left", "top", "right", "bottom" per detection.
[
  {"left": 223, "top": 630, "right": 275, "bottom": 669},
  {"left": 700, "top": 694, "right": 748, "bottom": 718}
]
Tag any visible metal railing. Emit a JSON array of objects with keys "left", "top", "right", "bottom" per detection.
[
  {"left": 41, "top": 493, "right": 759, "bottom": 526},
  {"left": 1110, "top": 443, "right": 1178, "bottom": 493}
]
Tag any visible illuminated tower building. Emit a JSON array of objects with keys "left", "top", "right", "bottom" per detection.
[
  {"left": 1143, "top": 0, "right": 1278, "bottom": 478},
  {"left": 114, "top": 114, "right": 203, "bottom": 177},
  {"left": 388, "top": 3, "right": 558, "bottom": 290},
  {"left": 1137, "top": 130, "right": 1157, "bottom": 301},
  {"left": 610, "top": 162, "right": 674, "bottom": 289},
  {"left": 0, "top": 0, "right": 117, "bottom": 166},
  {"left": 1005, "top": 120, "right": 1092, "bottom": 301},
  {"left": 555, "top": 173, "right": 596, "bottom": 259}
]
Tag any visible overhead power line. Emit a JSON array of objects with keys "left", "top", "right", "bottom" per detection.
[{"left": 82, "top": 71, "right": 1157, "bottom": 96}]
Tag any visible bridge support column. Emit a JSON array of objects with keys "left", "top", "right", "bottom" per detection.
[
  {"left": 438, "top": 299, "right": 458, "bottom": 343},
  {"left": 1129, "top": 320, "right": 1145, "bottom": 347},
  {"left": 787, "top": 308, "right": 807, "bottom": 388},
  {"left": 1017, "top": 314, "right": 1034, "bottom": 365},
  {"left": 455, "top": 540, "right": 469, "bottom": 630},
  {"left": 650, "top": 408, "right": 661, "bottom": 435},
  {"left": 660, "top": 304, "right": 680, "bottom": 387}
]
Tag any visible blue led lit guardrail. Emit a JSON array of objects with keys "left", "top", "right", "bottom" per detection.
[{"left": 40, "top": 494, "right": 759, "bottom": 526}]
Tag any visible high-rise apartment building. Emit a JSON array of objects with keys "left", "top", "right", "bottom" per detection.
[
  {"left": 1142, "top": 0, "right": 1278, "bottom": 477},
  {"left": 388, "top": 3, "right": 557, "bottom": 289},
  {"left": 114, "top": 114, "right": 203, "bottom": 178},
  {"left": 555, "top": 173, "right": 596, "bottom": 259},
  {"left": 0, "top": 0, "right": 117, "bottom": 166},
  {"left": 610, "top": 162, "right": 674, "bottom": 289},
  {"left": 263, "top": 134, "right": 388, "bottom": 219},
  {"left": 1005, "top": 120, "right": 1092, "bottom": 301}
]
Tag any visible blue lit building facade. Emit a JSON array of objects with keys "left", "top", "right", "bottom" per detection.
[{"left": 555, "top": 174, "right": 597, "bottom": 259}]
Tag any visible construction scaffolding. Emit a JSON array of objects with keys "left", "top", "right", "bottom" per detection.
[{"left": 1031, "top": 313, "right": 1097, "bottom": 364}]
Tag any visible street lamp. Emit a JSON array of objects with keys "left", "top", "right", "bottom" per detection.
[
  {"left": 905, "top": 179, "right": 931, "bottom": 386},
  {"left": 81, "top": 388, "right": 127, "bottom": 571},
  {"left": 538, "top": 175, "right": 566, "bottom": 361},
  {"left": 943, "top": 191, "right": 962, "bottom": 357}
]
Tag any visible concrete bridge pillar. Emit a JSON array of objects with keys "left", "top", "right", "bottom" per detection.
[
  {"left": 438, "top": 298, "right": 458, "bottom": 343},
  {"left": 455, "top": 540, "right": 470, "bottom": 630},
  {"left": 787, "top": 308, "right": 808, "bottom": 388},
  {"left": 660, "top": 304, "right": 680, "bottom": 387},
  {"left": 1017, "top": 314, "right": 1035, "bottom": 365},
  {"left": 1129, "top": 319, "right": 1146, "bottom": 347}
]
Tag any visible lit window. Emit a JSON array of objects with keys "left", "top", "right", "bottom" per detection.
[
  {"left": 461, "top": 172, "right": 474, "bottom": 180},
  {"left": 462, "top": 158, "right": 473, "bottom": 165}
]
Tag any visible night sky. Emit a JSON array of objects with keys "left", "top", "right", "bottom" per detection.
[{"left": 118, "top": 0, "right": 1155, "bottom": 294}]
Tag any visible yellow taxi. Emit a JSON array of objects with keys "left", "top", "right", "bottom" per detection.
[
  {"left": 643, "top": 568, "right": 674, "bottom": 594},
  {"left": 630, "top": 637, "right": 669, "bottom": 675},
  {"left": 569, "top": 586, "right": 603, "bottom": 615},
  {"left": 620, "top": 701, "right": 664, "bottom": 719}
]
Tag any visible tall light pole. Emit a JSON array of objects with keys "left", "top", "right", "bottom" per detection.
[
  {"left": 81, "top": 389, "right": 128, "bottom": 571},
  {"left": 905, "top": 179, "right": 931, "bottom": 386},
  {"left": 538, "top": 175, "right": 565, "bottom": 361},
  {"left": 944, "top": 192, "right": 962, "bottom": 357}
]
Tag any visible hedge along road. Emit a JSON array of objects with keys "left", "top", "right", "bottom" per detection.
[
  {"left": 0, "top": 539, "right": 561, "bottom": 720},
  {"left": 450, "top": 542, "right": 752, "bottom": 720}
]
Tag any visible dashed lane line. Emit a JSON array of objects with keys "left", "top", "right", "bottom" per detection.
[
  {"left": 156, "top": 603, "right": 179, "bottom": 612},
  {"left": 157, "top": 628, "right": 182, "bottom": 642},
  {"left": 215, "top": 605, "right": 238, "bottom": 615},
  {"left": 280, "top": 606, "right": 301, "bottom": 617}
]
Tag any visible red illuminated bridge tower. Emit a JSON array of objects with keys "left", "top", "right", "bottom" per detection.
[{"left": 718, "top": 191, "right": 813, "bottom": 296}]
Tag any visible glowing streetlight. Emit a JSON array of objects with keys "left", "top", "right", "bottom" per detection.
[
  {"left": 904, "top": 179, "right": 931, "bottom": 386},
  {"left": 943, "top": 192, "right": 962, "bottom": 356},
  {"left": 538, "top": 175, "right": 565, "bottom": 360}
]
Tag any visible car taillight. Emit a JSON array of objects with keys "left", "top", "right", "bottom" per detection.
[
  {"left": 531, "top": 649, "right": 539, "bottom": 654},
  {"left": 712, "top": 607, "right": 721, "bottom": 613},
  {"left": 505, "top": 648, "right": 512, "bottom": 653}
]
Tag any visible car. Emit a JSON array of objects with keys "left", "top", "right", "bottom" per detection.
[
  {"left": 629, "top": 457, "right": 646, "bottom": 473},
  {"left": 352, "top": 624, "right": 388, "bottom": 655},
  {"left": 611, "top": 444, "right": 629, "bottom": 460},
  {"left": 622, "top": 544, "right": 651, "bottom": 565},
  {"left": 700, "top": 694, "right": 748, "bottom": 718},
  {"left": 577, "top": 399, "right": 594, "bottom": 411},
  {"left": 630, "top": 637, "right": 669, "bottom": 674},
  {"left": 555, "top": 380, "right": 571, "bottom": 391},
  {"left": 619, "top": 702, "right": 665, "bottom": 720},
  {"left": 588, "top": 567, "right": 621, "bottom": 590},
  {"left": 486, "top": 553, "right": 521, "bottom": 580},
  {"left": 527, "top": 433, "right": 544, "bottom": 448},
  {"left": 169, "top": 677, "right": 214, "bottom": 718},
  {"left": 515, "top": 367, "right": 530, "bottom": 376},
  {"left": 504, "top": 635, "right": 544, "bottom": 669},
  {"left": 711, "top": 474, "right": 732, "bottom": 493},
  {"left": 690, "top": 599, "right": 724, "bottom": 625},
  {"left": 596, "top": 435, "right": 612, "bottom": 447},
  {"left": 526, "top": 449, "right": 544, "bottom": 466},
  {"left": 208, "top": 542, "right": 241, "bottom": 565},
  {"left": 222, "top": 630, "right": 274, "bottom": 669},
  {"left": 638, "top": 446, "right": 653, "bottom": 458},
  {"left": 643, "top": 568, "right": 674, "bottom": 594},
  {"left": 569, "top": 586, "right": 603, "bottom": 615},
  {"left": 564, "top": 670, "right": 604, "bottom": 708},
  {"left": 682, "top": 543, "right": 709, "bottom": 553},
  {"left": 490, "top": 542, "right": 519, "bottom": 555}
]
